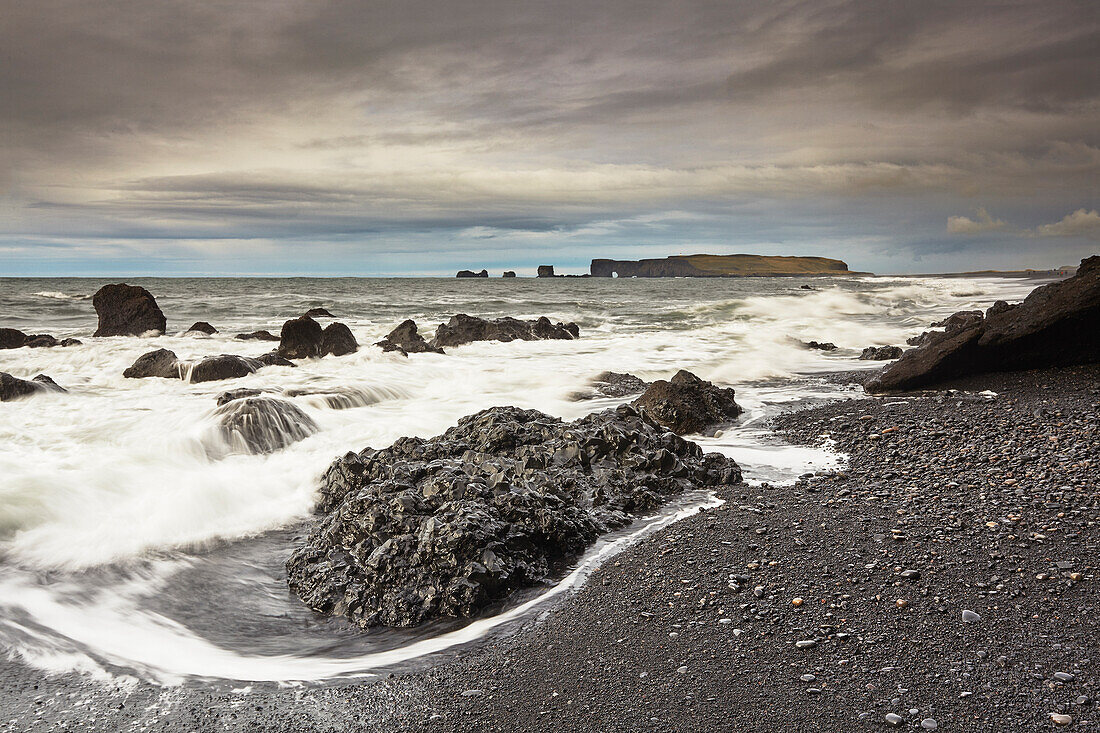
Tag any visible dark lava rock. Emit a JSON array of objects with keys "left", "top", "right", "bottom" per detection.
[
  {"left": 431, "top": 314, "right": 579, "bottom": 348},
  {"left": 92, "top": 283, "right": 167, "bottom": 337},
  {"left": 123, "top": 349, "right": 182, "bottom": 379},
  {"left": 304, "top": 308, "right": 335, "bottom": 318},
  {"left": 321, "top": 323, "right": 359, "bottom": 357},
  {"left": 592, "top": 371, "right": 649, "bottom": 398},
  {"left": 216, "top": 388, "right": 266, "bottom": 406},
  {"left": 868, "top": 255, "right": 1100, "bottom": 391},
  {"left": 456, "top": 270, "right": 489, "bottom": 278},
  {"left": 25, "top": 334, "right": 59, "bottom": 348},
  {"left": 286, "top": 404, "right": 741, "bottom": 628},
  {"left": 186, "top": 321, "right": 217, "bottom": 335},
  {"left": 277, "top": 316, "right": 324, "bottom": 359},
  {"left": 986, "top": 299, "right": 1017, "bottom": 318},
  {"left": 188, "top": 354, "right": 266, "bottom": 383},
  {"left": 211, "top": 397, "right": 319, "bottom": 455},
  {"left": 537, "top": 265, "right": 556, "bottom": 278},
  {"left": 503, "top": 271, "right": 517, "bottom": 278},
  {"left": 932, "top": 310, "right": 984, "bottom": 331},
  {"left": 59, "top": 338, "right": 82, "bottom": 347},
  {"left": 631, "top": 370, "right": 743, "bottom": 435},
  {"left": 1, "top": 373, "right": 66, "bottom": 401},
  {"left": 805, "top": 340, "right": 837, "bottom": 351},
  {"left": 1, "top": 328, "right": 27, "bottom": 349},
  {"left": 859, "top": 345, "right": 904, "bottom": 360},
  {"left": 375, "top": 320, "right": 445, "bottom": 356},
  {"left": 256, "top": 352, "right": 296, "bottom": 368},
  {"left": 235, "top": 330, "right": 280, "bottom": 342}
]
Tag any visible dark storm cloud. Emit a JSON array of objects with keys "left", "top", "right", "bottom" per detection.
[{"left": 0, "top": 0, "right": 1097, "bottom": 273}]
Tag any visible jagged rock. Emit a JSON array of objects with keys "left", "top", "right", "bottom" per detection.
[
  {"left": 860, "top": 345, "right": 904, "bottom": 360},
  {"left": 25, "top": 334, "right": 59, "bottom": 348},
  {"left": 375, "top": 320, "right": 445, "bottom": 356},
  {"left": 187, "top": 321, "right": 217, "bottom": 335},
  {"left": 123, "top": 349, "right": 182, "bottom": 379},
  {"left": 1, "top": 329, "right": 27, "bottom": 349},
  {"left": 503, "top": 271, "right": 517, "bottom": 278},
  {"left": 235, "top": 330, "right": 280, "bottom": 342},
  {"left": 286, "top": 404, "right": 741, "bottom": 628},
  {"left": 631, "top": 370, "right": 743, "bottom": 435},
  {"left": 59, "top": 338, "right": 82, "bottom": 347},
  {"left": 868, "top": 256, "right": 1100, "bottom": 392},
  {"left": 304, "top": 307, "right": 335, "bottom": 318},
  {"left": 592, "top": 371, "right": 649, "bottom": 398},
  {"left": 431, "top": 314, "right": 579, "bottom": 348},
  {"left": 210, "top": 397, "right": 318, "bottom": 455},
  {"left": 986, "top": 300, "right": 1017, "bottom": 318},
  {"left": 216, "top": 388, "right": 266, "bottom": 406},
  {"left": 456, "top": 269, "right": 489, "bottom": 278},
  {"left": 805, "top": 340, "right": 837, "bottom": 351},
  {"left": 931, "top": 310, "right": 983, "bottom": 331},
  {"left": 277, "top": 316, "right": 324, "bottom": 359},
  {"left": 1, "top": 373, "right": 66, "bottom": 401},
  {"left": 322, "top": 323, "right": 358, "bottom": 357},
  {"left": 92, "top": 283, "right": 166, "bottom": 337},
  {"left": 256, "top": 352, "right": 296, "bottom": 368}
]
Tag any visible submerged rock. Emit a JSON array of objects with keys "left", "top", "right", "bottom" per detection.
[
  {"left": 186, "top": 321, "right": 217, "bottom": 335},
  {"left": 123, "top": 348, "right": 182, "bottom": 379},
  {"left": 235, "top": 330, "right": 280, "bottom": 342},
  {"left": 632, "top": 370, "right": 743, "bottom": 435},
  {"left": 322, "top": 322, "right": 358, "bottom": 357},
  {"left": 216, "top": 388, "right": 266, "bottom": 405},
  {"left": 0, "top": 373, "right": 66, "bottom": 401},
  {"left": 804, "top": 340, "right": 838, "bottom": 351},
  {"left": 211, "top": 397, "right": 318, "bottom": 455},
  {"left": 868, "top": 256, "right": 1100, "bottom": 391},
  {"left": 304, "top": 307, "right": 335, "bottom": 318},
  {"left": 286, "top": 404, "right": 740, "bottom": 628},
  {"left": 92, "top": 283, "right": 167, "bottom": 337},
  {"left": 124, "top": 349, "right": 293, "bottom": 382},
  {"left": 859, "top": 345, "right": 904, "bottom": 360},
  {"left": 431, "top": 314, "right": 579, "bottom": 348},
  {"left": 375, "top": 320, "right": 445, "bottom": 356},
  {"left": 277, "top": 316, "right": 324, "bottom": 359}
]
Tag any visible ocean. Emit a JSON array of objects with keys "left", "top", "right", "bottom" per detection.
[{"left": 0, "top": 274, "right": 1042, "bottom": 685}]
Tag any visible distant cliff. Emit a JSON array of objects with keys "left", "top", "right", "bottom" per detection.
[{"left": 590, "top": 254, "right": 858, "bottom": 278}]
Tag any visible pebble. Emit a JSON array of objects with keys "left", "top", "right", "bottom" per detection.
[
  {"left": 460, "top": 690, "right": 484, "bottom": 697},
  {"left": 792, "top": 597, "right": 804, "bottom": 607},
  {"left": 961, "top": 609, "right": 981, "bottom": 623},
  {"left": 718, "top": 618, "right": 733, "bottom": 625},
  {"left": 1053, "top": 672, "right": 1075, "bottom": 682},
  {"left": 795, "top": 640, "right": 817, "bottom": 649},
  {"left": 1050, "top": 713, "right": 1072, "bottom": 725},
  {"left": 900, "top": 569, "right": 921, "bottom": 580},
  {"left": 676, "top": 666, "right": 688, "bottom": 674},
  {"left": 885, "top": 712, "right": 905, "bottom": 726},
  {"left": 921, "top": 718, "right": 938, "bottom": 730},
  {"left": 800, "top": 674, "right": 816, "bottom": 683}
]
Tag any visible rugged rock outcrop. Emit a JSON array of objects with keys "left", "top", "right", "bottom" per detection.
[
  {"left": 2, "top": 329, "right": 80, "bottom": 349},
  {"left": 592, "top": 371, "right": 649, "bottom": 398},
  {"left": 277, "top": 316, "right": 324, "bottom": 359},
  {"left": 431, "top": 314, "right": 579, "bottom": 348},
  {"left": 867, "top": 256, "right": 1100, "bottom": 392},
  {"left": 186, "top": 322, "right": 217, "bottom": 335},
  {"left": 304, "top": 308, "right": 335, "bottom": 318},
  {"left": 503, "top": 271, "right": 517, "bottom": 278},
  {"left": 210, "top": 397, "right": 318, "bottom": 455},
  {"left": 286, "top": 404, "right": 741, "bottom": 628},
  {"left": 322, "top": 323, "right": 358, "bottom": 357},
  {"left": 456, "top": 270, "right": 489, "bottom": 278},
  {"left": 859, "top": 345, "right": 904, "bottom": 360},
  {"left": 92, "top": 284, "right": 167, "bottom": 337},
  {"left": 537, "top": 265, "right": 556, "bottom": 278},
  {"left": 375, "top": 320, "right": 445, "bottom": 356},
  {"left": 1, "top": 373, "right": 66, "bottom": 401},
  {"left": 235, "top": 330, "right": 280, "bottom": 342},
  {"left": 124, "top": 349, "right": 293, "bottom": 382},
  {"left": 804, "top": 340, "right": 838, "bottom": 351},
  {"left": 591, "top": 254, "right": 857, "bottom": 278},
  {"left": 631, "top": 370, "right": 743, "bottom": 435},
  {"left": 123, "top": 349, "right": 182, "bottom": 379}
]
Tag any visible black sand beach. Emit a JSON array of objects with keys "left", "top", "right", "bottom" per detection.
[{"left": 3, "top": 364, "right": 1095, "bottom": 732}]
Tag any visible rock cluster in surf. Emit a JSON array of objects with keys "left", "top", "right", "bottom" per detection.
[
  {"left": 868, "top": 255, "right": 1100, "bottom": 392},
  {"left": 631, "top": 370, "right": 743, "bottom": 435},
  {"left": 374, "top": 314, "right": 580, "bottom": 355},
  {"left": 286, "top": 404, "right": 741, "bottom": 628},
  {"left": 0, "top": 329, "right": 82, "bottom": 349},
  {"left": 0, "top": 372, "right": 66, "bottom": 401},
  {"left": 277, "top": 315, "right": 359, "bottom": 359},
  {"left": 123, "top": 349, "right": 295, "bottom": 382},
  {"left": 375, "top": 319, "right": 446, "bottom": 356}
]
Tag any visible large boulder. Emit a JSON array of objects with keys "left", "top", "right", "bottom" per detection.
[
  {"left": 375, "top": 320, "right": 445, "bottom": 356},
  {"left": 92, "top": 284, "right": 166, "bottom": 337},
  {"left": 321, "top": 323, "right": 358, "bottom": 357},
  {"left": 631, "top": 370, "right": 743, "bottom": 435},
  {"left": 286, "top": 404, "right": 740, "bottom": 628},
  {"left": 1, "top": 373, "right": 66, "bottom": 401},
  {"left": 277, "top": 316, "right": 324, "bottom": 359},
  {"left": 868, "top": 256, "right": 1100, "bottom": 392},
  {"left": 188, "top": 355, "right": 265, "bottom": 383},
  {"left": 123, "top": 349, "right": 182, "bottom": 379},
  {"left": 431, "top": 314, "right": 579, "bottom": 348},
  {"left": 859, "top": 345, "right": 903, "bottom": 360},
  {"left": 0, "top": 328, "right": 27, "bottom": 349},
  {"left": 209, "top": 397, "right": 318, "bottom": 455}
]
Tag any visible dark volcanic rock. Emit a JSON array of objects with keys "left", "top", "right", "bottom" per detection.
[
  {"left": 188, "top": 354, "right": 266, "bottom": 383},
  {"left": 211, "top": 397, "right": 319, "bottom": 455},
  {"left": 375, "top": 320, "right": 445, "bottom": 356},
  {"left": 592, "top": 371, "right": 649, "bottom": 398},
  {"left": 186, "top": 321, "right": 217, "bottom": 335},
  {"left": 631, "top": 370, "right": 743, "bottom": 435},
  {"left": 256, "top": 352, "right": 296, "bottom": 368},
  {"left": 1, "top": 328, "right": 27, "bottom": 349},
  {"left": 456, "top": 270, "right": 489, "bottom": 278},
  {"left": 277, "top": 316, "right": 324, "bottom": 359},
  {"left": 931, "top": 310, "right": 983, "bottom": 331},
  {"left": 869, "top": 255, "right": 1100, "bottom": 391},
  {"left": 304, "top": 308, "right": 335, "bottom": 318},
  {"left": 859, "top": 345, "right": 904, "bottom": 360},
  {"left": 286, "top": 404, "right": 741, "bottom": 628},
  {"left": 25, "top": 334, "right": 59, "bottom": 348},
  {"left": 503, "top": 271, "right": 517, "bottom": 278},
  {"left": 216, "top": 388, "right": 266, "bottom": 406},
  {"left": 805, "top": 340, "right": 837, "bottom": 351},
  {"left": 431, "top": 314, "right": 579, "bottom": 348},
  {"left": 321, "top": 323, "right": 359, "bottom": 357},
  {"left": 92, "top": 283, "right": 166, "bottom": 337},
  {"left": 1, "top": 373, "right": 66, "bottom": 401},
  {"left": 235, "top": 330, "right": 280, "bottom": 342},
  {"left": 123, "top": 349, "right": 182, "bottom": 379},
  {"left": 537, "top": 265, "right": 556, "bottom": 278},
  {"left": 59, "top": 338, "right": 82, "bottom": 347}
]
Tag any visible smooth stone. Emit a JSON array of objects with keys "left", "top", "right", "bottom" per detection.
[
  {"left": 1054, "top": 672, "right": 1075, "bottom": 682},
  {"left": 795, "top": 640, "right": 817, "bottom": 649},
  {"left": 961, "top": 609, "right": 981, "bottom": 623},
  {"left": 885, "top": 713, "right": 904, "bottom": 726},
  {"left": 1050, "top": 713, "right": 1072, "bottom": 725},
  {"left": 921, "top": 718, "right": 938, "bottom": 730}
]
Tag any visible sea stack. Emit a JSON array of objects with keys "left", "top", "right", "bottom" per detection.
[{"left": 537, "top": 265, "right": 556, "bottom": 278}]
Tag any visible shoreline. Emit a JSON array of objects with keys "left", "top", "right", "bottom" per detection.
[{"left": 2, "top": 364, "right": 1095, "bottom": 730}]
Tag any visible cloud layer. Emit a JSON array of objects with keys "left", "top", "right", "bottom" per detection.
[{"left": 1, "top": 0, "right": 1097, "bottom": 274}]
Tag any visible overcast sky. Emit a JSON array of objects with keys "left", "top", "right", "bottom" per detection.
[{"left": 1, "top": 0, "right": 1097, "bottom": 275}]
